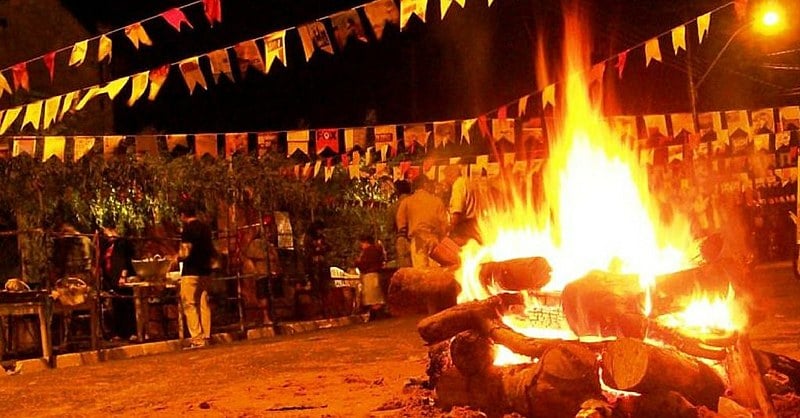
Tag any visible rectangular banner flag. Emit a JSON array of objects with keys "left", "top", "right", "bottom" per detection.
[
  {"left": 12, "top": 138, "right": 36, "bottom": 157},
  {"left": 166, "top": 134, "right": 189, "bottom": 151},
  {"left": 73, "top": 136, "right": 96, "bottom": 161},
  {"left": 751, "top": 108, "right": 775, "bottom": 134},
  {"left": 344, "top": 128, "right": 367, "bottom": 151},
  {"left": 403, "top": 124, "right": 428, "bottom": 148},
  {"left": 331, "top": 10, "right": 368, "bottom": 50},
  {"left": 433, "top": 121, "right": 455, "bottom": 148},
  {"left": 257, "top": 132, "right": 279, "bottom": 156},
  {"left": 103, "top": 135, "right": 125, "bottom": 159},
  {"left": 43, "top": 136, "right": 65, "bottom": 161},
  {"left": 779, "top": 106, "right": 800, "bottom": 132},
  {"left": 194, "top": 134, "right": 218, "bottom": 158},
  {"left": 225, "top": 133, "right": 248, "bottom": 158},
  {"left": 492, "top": 118, "right": 515, "bottom": 144},
  {"left": 298, "top": 22, "right": 334, "bottom": 61},
  {"left": 287, "top": 130, "right": 310, "bottom": 156},
  {"left": 315, "top": 129, "right": 340, "bottom": 154},
  {"left": 363, "top": 0, "right": 400, "bottom": 41},
  {"left": 264, "top": 30, "right": 287, "bottom": 72},
  {"left": 135, "top": 135, "right": 159, "bottom": 156}
]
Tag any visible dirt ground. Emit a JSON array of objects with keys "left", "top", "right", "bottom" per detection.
[{"left": 0, "top": 262, "right": 799, "bottom": 418}]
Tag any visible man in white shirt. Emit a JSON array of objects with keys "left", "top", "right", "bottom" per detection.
[{"left": 442, "top": 165, "right": 482, "bottom": 245}]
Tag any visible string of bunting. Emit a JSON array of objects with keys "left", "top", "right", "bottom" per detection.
[
  {"left": 0, "top": 0, "right": 514, "bottom": 128},
  {"left": 2, "top": 103, "right": 798, "bottom": 185},
  {"left": 0, "top": 0, "right": 222, "bottom": 102}
]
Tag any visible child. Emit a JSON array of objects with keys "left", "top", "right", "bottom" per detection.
[{"left": 355, "top": 234, "right": 386, "bottom": 319}]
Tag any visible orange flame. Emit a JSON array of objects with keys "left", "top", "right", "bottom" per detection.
[{"left": 454, "top": 5, "right": 745, "bottom": 364}]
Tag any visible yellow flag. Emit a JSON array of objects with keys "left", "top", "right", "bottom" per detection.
[
  {"left": 697, "top": 12, "right": 710, "bottom": 43},
  {"left": 60, "top": 91, "right": 77, "bottom": 121},
  {"left": 207, "top": 49, "right": 233, "bottom": 83},
  {"left": 21, "top": 101, "right": 43, "bottom": 131},
  {"left": 286, "top": 130, "right": 310, "bottom": 156},
  {"left": 542, "top": 84, "right": 555, "bottom": 109},
  {"left": 43, "top": 96, "right": 61, "bottom": 130},
  {"left": 518, "top": 95, "right": 529, "bottom": 117},
  {"left": 264, "top": 30, "right": 287, "bottom": 72},
  {"left": 461, "top": 118, "right": 476, "bottom": 144},
  {"left": 69, "top": 40, "right": 88, "bottom": 67},
  {"left": 644, "top": 38, "right": 662, "bottom": 67},
  {"left": 0, "top": 72, "right": 11, "bottom": 98},
  {"left": 104, "top": 135, "right": 125, "bottom": 158},
  {"left": 76, "top": 86, "right": 103, "bottom": 111},
  {"left": 43, "top": 136, "right": 65, "bottom": 161},
  {"left": 73, "top": 136, "right": 96, "bottom": 161},
  {"left": 488, "top": 0, "right": 495, "bottom": 6},
  {"left": 125, "top": 22, "right": 153, "bottom": 49},
  {"left": 103, "top": 76, "right": 130, "bottom": 100},
  {"left": 314, "top": 160, "right": 322, "bottom": 178},
  {"left": 671, "top": 25, "right": 686, "bottom": 54},
  {"left": 400, "top": 0, "right": 427, "bottom": 30},
  {"left": 128, "top": 72, "right": 149, "bottom": 106},
  {"left": 0, "top": 107, "right": 21, "bottom": 135},
  {"left": 179, "top": 57, "right": 208, "bottom": 94},
  {"left": 98, "top": 35, "right": 113, "bottom": 63},
  {"left": 148, "top": 66, "right": 170, "bottom": 101},
  {"left": 12, "top": 139, "right": 35, "bottom": 157}
]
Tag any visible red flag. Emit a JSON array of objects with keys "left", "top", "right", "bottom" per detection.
[
  {"left": 341, "top": 154, "right": 349, "bottom": 167},
  {"left": 315, "top": 129, "right": 340, "bottom": 154},
  {"left": 399, "top": 161, "right": 411, "bottom": 175},
  {"left": 43, "top": 52, "right": 56, "bottom": 82},
  {"left": 203, "top": 0, "right": 222, "bottom": 26},
  {"left": 326, "top": 157, "right": 333, "bottom": 168},
  {"left": 477, "top": 115, "right": 490, "bottom": 138},
  {"left": 497, "top": 106, "right": 507, "bottom": 120},
  {"left": 615, "top": 51, "right": 627, "bottom": 78},
  {"left": 11, "top": 63, "right": 29, "bottom": 91},
  {"left": 162, "top": 8, "right": 194, "bottom": 32}
]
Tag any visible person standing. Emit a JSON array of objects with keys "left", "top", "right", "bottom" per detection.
[
  {"left": 178, "top": 204, "right": 215, "bottom": 349},
  {"left": 442, "top": 165, "right": 482, "bottom": 245},
  {"left": 395, "top": 175, "right": 447, "bottom": 268},
  {"left": 99, "top": 221, "right": 136, "bottom": 341},
  {"left": 355, "top": 234, "right": 386, "bottom": 318},
  {"left": 390, "top": 179, "right": 413, "bottom": 267}
]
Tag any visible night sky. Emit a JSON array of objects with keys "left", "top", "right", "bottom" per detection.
[{"left": 6, "top": 0, "right": 800, "bottom": 134}]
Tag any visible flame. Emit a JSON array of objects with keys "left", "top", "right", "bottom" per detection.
[
  {"left": 453, "top": 5, "right": 745, "bottom": 365},
  {"left": 493, "top": 344, "right": 534, "bottom": 366},
  {"left": 657, "top": 285, "right": 747, "bottom": 336}
]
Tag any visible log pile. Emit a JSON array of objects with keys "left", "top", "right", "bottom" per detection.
[{"left": 417, "top": 289, "right": 800, "bottom": 418}]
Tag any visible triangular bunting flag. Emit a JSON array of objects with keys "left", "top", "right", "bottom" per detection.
[
  {"left": 542, "top": 84, "right": 555, "bottom": 109},
  {"left": 224, "top": 133, "right": 248, "bottom": 159},
  {"left": 365, "top": 147, "right": 375, "bottom": 165},
  {"left": 43, "top": 136, "right": 65, "bottom": 161},
  {"left": 344, "top": 128, "right": 367, "bottom": 151},
  {"left": 404, "top": 124, "right": 429, "bottom": 148},
  {"left": 194, "top": 134, "right": 218, "bottom": 158},
  {"left": 440, "top": 0, "right": 465, "bottom": 19},
  {"left": 645, "top": 38, "right": 662, "bottom": 67},
  {"left": 43, "top": 96, "right": 61, "bottom": 130},
  {"left": 287, "top": 130, "right": 310, "bottom": 156},
  {"left": 148, "top": 65, "right": 170, "bottom": 101},
  {"left": 518, "top": 96, "right": 529, "bottom": 117},
  {"left": 207, "top": 49, "right": 233, "bottom": 83},
  {"left": 461, "top": 118, "right": 476, "bottom": 144},
  {"left": 616, "top": 50, "right": 627, "bottom": 78},
  {"left": 697, "top": 12, "right": 710, "bottom": 43},
  {"left": 103, "top": 76, "right": 130, "bottom": 100},
  {"left": 166, "top": 134, "right": 188, "bottom": 151},
  {"left": 69, "top": 40, "right": 88, "bottom": 67},
  {"left": 60, "top": 91, "right": 77, "bottom": 121},
  {"left": 128, "top": 72, "right": 149, "bottom": 106},
  {"left": 203, "top": 0, "right": 222, "bottom": 26},
  {"left": 0, "top": 72, "right": 11, "bottom": 98},
  {"left": 264, "top": 30, "right": 287, "bottom": 72},
  {"left": 12, "top": 139, "right": 35, "bottom": 157},
  {"left": 671, "top": 25, "right": 686, "bottom": 54},
  {"left": 0, "top": 107, "right": 21, "bottom": 135},
  {"left": 349, "top": 164, "right": 360, "bottom": 180},
  {"left": 477, "top": 115, "right": 490, "bottom": 138},
  {"left": 488, "top": 0, "right": 495, "bottom": 6},
  {"left": 315, "top": 129, "right": 340, "bottom": 154},
  {"left": 314, "top": 160, "right": 322, "bottom": 178},
  {"left": 11, "top": 63, "right": 29, "bottom": 91},
  {"left": 162, "top": 8, "right": 193, "bottom": 32},
  {"left": 98, "top": 35, "right": 113, "bottom": 63},
  {"left": 76, "top": 86, "right": 103, "bottom": 111},
  {"left": 103, "top": 135, "right": 125, "bottom": 159},
  {"left": 179, "top": 57, "right": 207, "bottom": 94},
  {"left": 400, "top": 0, "right": 427, "bottom": 30},
  {"left": 125, "top": 23, "right": 153, "bottom": 49},
  {"left": 73, "top": 136, "right": 95, "bottom": 161},
  {"left": 324, "top": 165, "right": 334, "bottom": 182},
  {"left": 21, "top": 101, "right": 43, "bottom": 131},
  {"left": 234, "top": 40, "right": 265, "bottom": 75},
  {"left": 363, "top": 0, "right": 400, "bottom": 41},
  {"left": 433, "top": 121, "right": 455, "bottom": 148},
  {"left": 298, "top": 22, "right": 334, "bottom": 62},
  {"left": 43, "top": 52, "right": 56, "bottom": 81}
]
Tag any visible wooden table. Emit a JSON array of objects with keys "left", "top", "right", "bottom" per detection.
[
  {"left": 120, "top": 281, "right": 183, "bottom": 343},
  {"left": 0, "top": 297, "right": 53, "bottom": 365}
]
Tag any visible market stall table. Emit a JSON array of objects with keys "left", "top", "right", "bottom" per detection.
[{"left": 119, "top": 280, "right": 183, "bottom": 343}]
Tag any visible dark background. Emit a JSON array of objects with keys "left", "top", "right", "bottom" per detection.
[{"left": 3, "top": 0, "right": 800, "bottom": 135}]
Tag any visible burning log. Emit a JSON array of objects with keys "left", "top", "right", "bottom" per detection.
[
  {"left": 436, "top": 343, "right": 601, "bottom": 418},
  {"left": 387, "top": 267, "right": 460, "bottom": 316},
  {"left": 725, "top": 334, "right": 777, "bottom": 417},
  {"left": 601, "top": 338, "right": 725, "bottom": 409},
  {"left": 450, "top": 330, "right": 494, "bottom": 376},
  {"left": 560, "top": 270, "right": 648, "bottom": 338},
  {"left": 426, "top": 340, "right": 452, "bottom": 388},
  {"left": 417, "top": 293, "right": 522, "bottom": 344},
  {"left": 755, "top": 350, "right": 800, "bottom": 394},
  {"left": 478, "top": 256, "right": 552, "bottom": 291}
]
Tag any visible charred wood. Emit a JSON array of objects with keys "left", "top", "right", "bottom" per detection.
[
  {"left": 450, "top": 330, "right": 494, "bottom": 376},
  {"left": 479, "top": 257, "right": 552, "bottom": 291},
  {"left": 417, "top": 293, "right": 522, "bottom": 344},
  {"left": 387, "top": 267, "right": 460, "bottom": 316}
]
